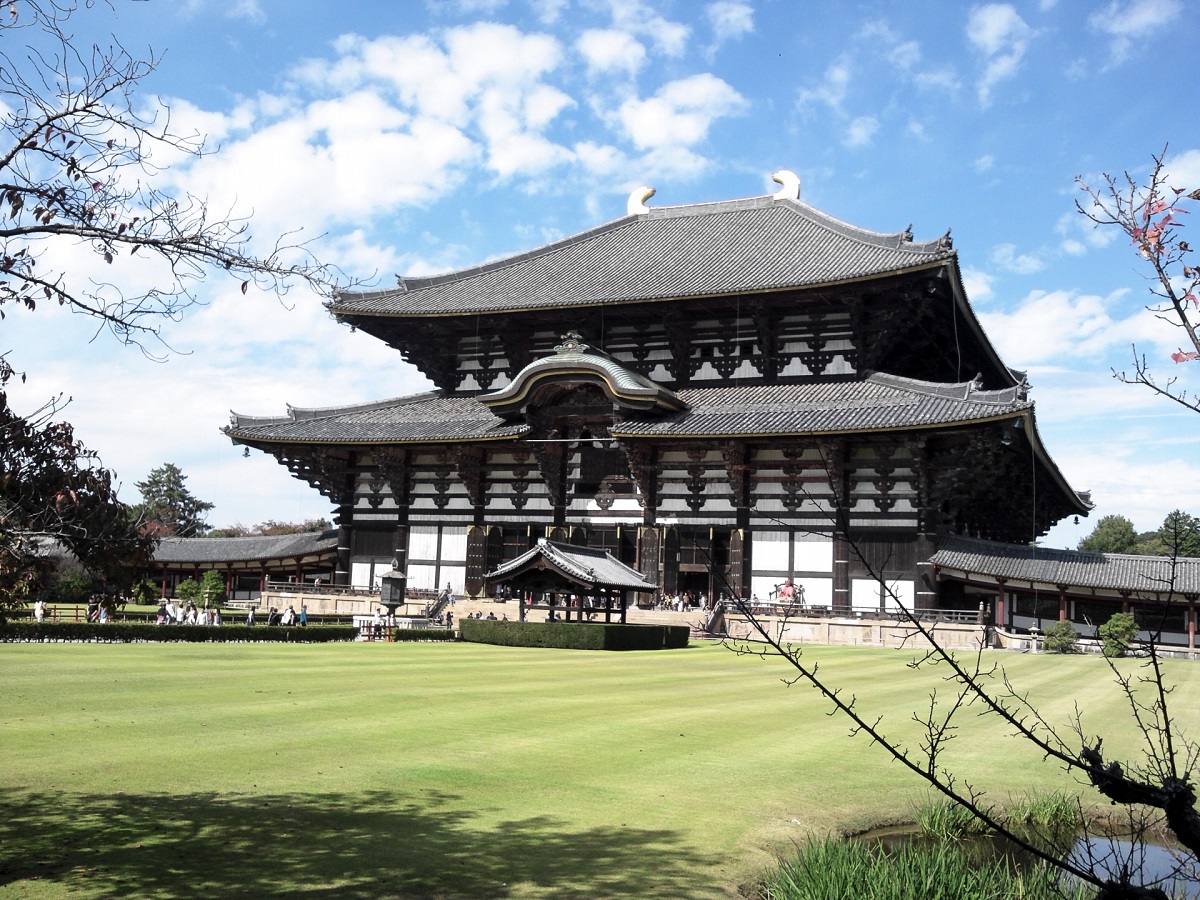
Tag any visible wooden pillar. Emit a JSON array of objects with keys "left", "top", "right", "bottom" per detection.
[
  {"left": 995, "top": 580, "right": 1007, "bottom": 630},
  {"left": 832, "top": 535, "right": 850, "bottom": 614},
  {"left": 1058, "top": 586, "right": 1068, "bottom": 621},
  {"left": 334, "top": 519, "right": 352, "bottom": 587},
  {"left": 1189, "top": 602, "right": 1196, "bottom": 652}
]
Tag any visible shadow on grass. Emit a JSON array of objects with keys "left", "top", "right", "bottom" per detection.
[{"left": 0, "top": 787, "right": 720, "bottom": 898}]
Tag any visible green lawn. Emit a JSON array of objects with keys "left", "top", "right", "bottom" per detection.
[{"left": 1, "top": 641, "right": 1196, "bottom": 898}]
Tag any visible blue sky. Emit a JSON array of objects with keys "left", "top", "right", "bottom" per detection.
[{"left": 5, "top": 0, "right": 1198, "bottom": 548}]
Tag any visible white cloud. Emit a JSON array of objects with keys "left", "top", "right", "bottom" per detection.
[
  {"left": 966, "top": 4, "right": 1033, "bottom": 105},
  {"left": 978, "top": 288, "right": 1144, "bottom": 365},
  {"left": 1163, "top": 148, "right": 1200, "bottom": 190},
  {"left": 228, "top": 0, "right": 265, "bottom": 23},
  {"left": 705, "top": 1, "right": 754, "bottom": 47},
  {"left": 577, "top": 28, "right": 646, "bottom": 76},
  {"left": 962, "top": 267, "right": 995, "bottom": 302},
  {"left": 843, "top": 116, "right": 879, "bottom": 149},
  {"left": 603, "top": 0, "right": 691, "bottom": 57},
  {"left": 1088, "top": 0, "right": 1182, "bottom": 62},
  {"left": 1054, "top": 210, "right": 1118, "bottom": 256},
  {"left": 974, "top": 153, "right": 995, "bottom": 173},
  {"left": 991, "top": 242, "right": 1045, "bottom": 274},
  {"left": 858, "top": 22, "right": 920, "bottom": 71},
  {"left": 614, "top": 74, "right": 746, "bottom": 152},
  {"left": 796, "top": 55, "right": 853, "bottom": 113}
]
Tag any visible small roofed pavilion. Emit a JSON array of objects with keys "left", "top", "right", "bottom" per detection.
[{"left": 486, "top": 539, "right": 658, "bottom": 624}]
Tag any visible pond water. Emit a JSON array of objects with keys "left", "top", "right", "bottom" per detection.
[{"left": 863, "top": 827, "right": 1198, "bottom": 898}]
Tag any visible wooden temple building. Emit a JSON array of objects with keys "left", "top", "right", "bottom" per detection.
[{"left": 224, "top": 172, "right": 1096, "bottom": 626}]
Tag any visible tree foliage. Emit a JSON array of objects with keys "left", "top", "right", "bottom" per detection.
[
  {"left": 133, "top": 462, "right": 213, "bottom": 538},
  {"left": 0, "top": 360, "right": 154, "bottom": 614},
  {"left": 1078, "top": 514, "right": 1140, "bottom": 553},
  {"left": 1041, "top": 618, "right": 1079, "bottom": 654},
  {"left": 1098, "top": 611, "right": 1140, "bottom": 659},
  {"left": 1077, "top": 148, "right": 1200, "bottom": 414},
  {"left": 208, "top": 517, "right": 331, "bottom": 538}
]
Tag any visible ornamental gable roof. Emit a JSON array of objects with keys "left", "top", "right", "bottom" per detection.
[
  {"left": 931, "top": 536, "right": 1200, "bottom": 595},
  {"left": 331, "top": 193, "right": 954, "bottom": 318},
  {"left": 153, "top": 530, "right": 339, "bottom": 565},
  {"left": 487, "top": 539, "right": 658, "bottom": 591}
]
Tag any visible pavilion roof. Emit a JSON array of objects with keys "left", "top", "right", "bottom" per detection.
[
  {"left": 486, "top": 539, "right": 658, "bottom": 592},
  {"left": 931, "top": 536, "right": 1200, "bottom": 596},
  {"left": 153, "top": 531, "right": 338, "bottom": 565},
  {"left": 330, "top": 192, "right": 955, "bottom": 319}
]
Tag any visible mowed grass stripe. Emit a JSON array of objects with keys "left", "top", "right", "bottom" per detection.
[{"left": 1, "top": 641, "right": 1197, "bottom": 898}]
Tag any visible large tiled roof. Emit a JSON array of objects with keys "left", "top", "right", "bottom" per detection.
[
  {"left": 330, "top": 194, "right": 954, "bottom": 317},
  {"left": 932, "top": 536, "right": 1200, "bottom": 595},
  {"left": 487, "top": 539, "right": 658, "bottom": 591},
  {"left": 154, "top": 531, "right": 338, "bottom": 564},
  {"left": 226, "top": 393, "right": 527, "bottom": 444},
  {"left": 612, "top": 373, "right": 1029, "bottom": 438},
  {"left": 225, "top": 374, "right": 1023, "bottom": 446}
]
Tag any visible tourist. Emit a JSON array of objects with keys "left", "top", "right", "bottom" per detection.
[
  {"left": 778, "top": 578, "right": 797, "bottom": 604},
  {"left": 445, "top": 610, "right": 454, "bottom": 630},
  {"left": 156, "top": 602, "right": 168, "bottom": 625},
  {"left": 97, "top": 604, "right": 109, "bottom": 624},
  {"left": 299, "top": 605, "right": 307, "bottom": 627},
  {"left": 175, "top": 603, "right": 186, "bottom": 626},
  {"left": 282, "top": 605, "right": 296, "bottom": 626},
  {"left": 246, "top": 607, "right": 256, "bottom": 626},
  {"left": 33, "top": 599, "right": 45, "bottom": 623},
  {"left": 212, "top": 609, "right": 221, "bottom": 626}
]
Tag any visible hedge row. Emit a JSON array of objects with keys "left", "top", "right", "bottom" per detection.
[
  {"left": 0, "top": 621, "right": 360, "bottom": 643},
  {"left": 459, "top": 619, "right": 689, "bottom": 651},
  {"left": 383, "top": 627, "right": 456, "bottom": 642}
]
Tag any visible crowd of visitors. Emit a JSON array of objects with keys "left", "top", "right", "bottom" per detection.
[{"left": 156, "top": 600, "right": 222, "bottom": 626}]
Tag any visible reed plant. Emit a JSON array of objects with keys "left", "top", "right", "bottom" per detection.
[
  {"left": 912, "top": 796, "right": 991, "bottom": 841},
  {"left": 758, "top": 836, "right": 1092, "bottom": 900}
]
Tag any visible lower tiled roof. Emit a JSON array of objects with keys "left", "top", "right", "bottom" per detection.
[
  {"left": 932, "top": 536, "right": 1200, "bottom": 595},
  {"left": 154, "top": 531, "right": 339, "bottom": 565},
  {"left": 226, "top": 373, "right": 1026, "bottom": 445}
]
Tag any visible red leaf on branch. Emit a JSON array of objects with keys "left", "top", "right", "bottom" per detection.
[{"left": 1170, "top": 351, "right": 1199, "bottom": 363}]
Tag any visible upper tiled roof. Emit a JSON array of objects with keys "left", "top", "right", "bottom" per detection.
[
  {"left": 330, "top": 194, "right": 955, "bottom": 318},
  {"left": 226, "top": 393, "right": 527, "bottom": 444},
  {"left": 487, "top": 539, "right": 658, "bottom": 591},
  {"left": 225, "top": 373, "right": 1023, "bottom": 445},
  {"left": 612, "top": 372, "right": 1029, "bottom": 438},
  {"left": 154, "top": 530, "right": 338, "bottom": 564},
  {"left": 932, "top": 536, "right": 1200, "bottom": 595}
]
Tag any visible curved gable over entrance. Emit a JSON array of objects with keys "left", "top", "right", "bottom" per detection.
[{"left": 481, "top": 332, "right": 687, "bottom": 420}]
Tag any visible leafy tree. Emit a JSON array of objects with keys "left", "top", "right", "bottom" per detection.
[
  {"left": 1158, "top": 509, "right": 1200, "bottom": 558},
  {"left": 1, "top": 361, "right": 155, "bottom": 616},
  {"left": 198, "top": 570, "right": 225, "bottom": 606},
  {"left": 129, "top": 578, "right": 158, "bottom": 605},
  {"left": 48, "top": 566, "right": 94, "bottom": 605},
  {"left": 133, "top": 463, "right": 213, "bottom": 538},
  {"left": 174, "top": 577, "right": 200, "bottom": 605},
  {"left": 208, "top": 517, "right": 331, "bottom": 537},
  {"left": 1077, "top": 514, "right": 1139, "bottom": 553},
  {"left": 1098, "top": 611, "right": 1140, "bottom": 658},
  {"left": 1041, "top": 619, "right": 1078, "bottom": 654}
]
